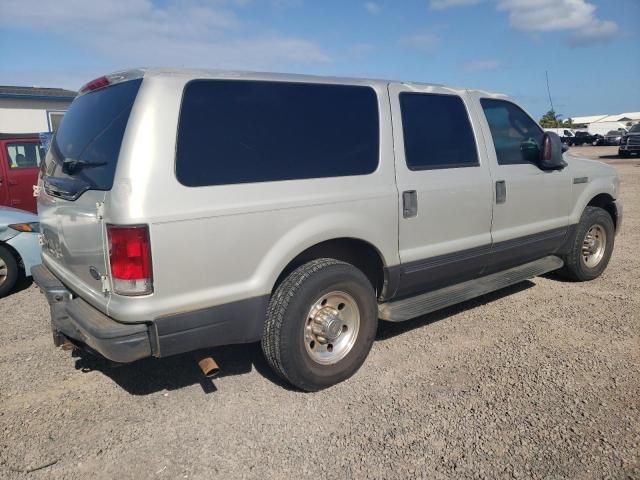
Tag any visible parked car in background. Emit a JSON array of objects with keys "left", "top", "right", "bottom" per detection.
[
  {"left": 0, "top": 206, "right": 41, "bottom": 297},
  {"left": 544, "top": 128, "right": 575, "bottom": 144},
  {"left": 570, "top": 131, "right": 601, "bottom": 146},
  {"left": 603, "top": 130, "right": 625, "bottom": 146},
  {"left": 0, "top": 134, "right": 45, "bottom": 213},
  {"left": 619, "top": 124, "right": 640, "bottom": 157}
]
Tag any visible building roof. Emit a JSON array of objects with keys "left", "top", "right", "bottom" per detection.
[
  {"left": 0, "top": 85, "right": 76, "bottom": 101},
  {"left": 598, "top": 112, "right": 640, "bottom": 122},
  {"left": 571, "top": 112, "right": 640, "bottom": 124},
  {"left": 570, "top": 114, "right": 608, "bottom": 124}
]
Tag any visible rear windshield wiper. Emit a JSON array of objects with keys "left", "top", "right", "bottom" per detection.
[{"left": 62, "top": 158, "right": 107, "bottom": 174}]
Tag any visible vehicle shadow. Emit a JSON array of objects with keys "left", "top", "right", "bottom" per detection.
[
  {"left": 72, "top": 340, "right": 297, "bottom": 395},
  {"left": 10, "top": 275, "right": 34, "bottom": 295},
  {"left": 71, "top": 280, "right": 536, "bottom": 395}
]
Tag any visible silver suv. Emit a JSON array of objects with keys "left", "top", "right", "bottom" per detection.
[{"left": 33, "top": 68, "right": 622, "bottom": 391}]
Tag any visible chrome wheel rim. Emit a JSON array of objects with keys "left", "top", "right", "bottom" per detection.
[
  {"left": 304, "top": 291, "right": 360, "bottom": 365},
  {"left": 0, "top": 257, "right": 7, "bottom": 287},
  {"left": 582, "top": 224, "right": 606, "bottom": 268}
]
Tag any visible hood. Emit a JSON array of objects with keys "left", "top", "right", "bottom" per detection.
[
  {"left": 564, "top": 154, "right": 618, "bottom": 180},
  {"left": 0, "top": 206, "right": 39, "bottom": 225}
]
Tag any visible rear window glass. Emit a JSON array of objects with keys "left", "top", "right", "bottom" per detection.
[
  {"left": 44, "top": 79, "right": 142, "bottom": 193},
  {"left": 399, "top": 92, "right": 478, "bottom": 170},
  {"left": 176, "top": 80, "right": 379, "bottom": 187}
]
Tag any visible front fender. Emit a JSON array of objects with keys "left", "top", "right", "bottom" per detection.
[
  {"left": 6, "top": 232, "right": 42, "bottom": 276},
  {"left": 569, "top": 174, "right": 618, "bottom": 225}
]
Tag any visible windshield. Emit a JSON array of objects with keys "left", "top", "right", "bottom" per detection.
[
  {"left": 630, "top": 124, "right": 640, "bottom": 133},
  {"left": 606, "top": 131, "right": 622, "bottom": 136},
  {"left": 42, "top": 79, "right": 142, "bottom": 199}
]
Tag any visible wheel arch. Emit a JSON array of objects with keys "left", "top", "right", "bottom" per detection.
[
  {"left": 586, "top": 193, "right": 619, "bottom": 231},
  {"left": 272, "top": 237, "right": 390, "bottom": 299}
]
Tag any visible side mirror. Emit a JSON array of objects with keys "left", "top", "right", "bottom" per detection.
[{"left": 539, "top": 132, "right": 567, "bottom": 171}]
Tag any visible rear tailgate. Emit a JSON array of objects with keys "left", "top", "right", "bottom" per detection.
[{"left": 38, "top": 77, "right": 143, "bottom": 312}]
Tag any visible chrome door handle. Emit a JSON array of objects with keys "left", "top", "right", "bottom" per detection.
[
  {"left": 496, "top": 181, "right": 506, "bottom": 204},
  {"left": 402, "top": 190, "right": 418, "bottom": 218}
]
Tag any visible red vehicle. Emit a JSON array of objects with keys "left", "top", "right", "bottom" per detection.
[{"left": 0, "top": 134, "right": 45, "bottom": 213}]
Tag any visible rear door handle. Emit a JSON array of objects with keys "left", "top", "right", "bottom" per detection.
[
  {"left": 496, "top": 180, "right": 506, "bottom": 204},
  {"left": 402, "top": 190, "right": 418, "bottom": 218}
]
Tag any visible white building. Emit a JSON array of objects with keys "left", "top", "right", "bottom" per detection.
[
  {"left": 0, "top": 85, "right": 76, "bottom": 134},
  {"left": 570, "top": 112, "right": 640, "bottom": 136}
]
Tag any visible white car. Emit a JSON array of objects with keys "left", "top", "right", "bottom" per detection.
[
  {"left": 0, "top": 207, "right": 41, "bottom": 297},
  {"left": 33, "top": 68, "right": 621, "bottom": 391}
]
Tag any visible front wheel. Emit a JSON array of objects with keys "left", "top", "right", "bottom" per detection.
[
  {"left": 0, "top": 245, "right": 19, "bottom": 298},
  {"left": 559, "top": 207, "right": 615, "bottom": 281},
  {"left": 262, "top": 258, "right": 378, "bottom": 391}
]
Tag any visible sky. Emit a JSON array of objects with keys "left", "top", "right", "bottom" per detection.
[{"left": 1, "top": 0, "right": 638, "bottom": 120}]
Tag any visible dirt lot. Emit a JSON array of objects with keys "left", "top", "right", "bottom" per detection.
[{"left": 1, "top": 148, "right": 639, "bottom": 479}]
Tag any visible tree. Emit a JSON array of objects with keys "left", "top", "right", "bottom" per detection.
[{"left": 539, "top": 110, "right": 563, "bottom": 128}]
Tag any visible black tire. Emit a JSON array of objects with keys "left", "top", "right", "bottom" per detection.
[
  {"left": 262, "top": 258, "right": 378, "bottom": 391},
  {"left": 0, "top": 244, "right": 19, "bottom": 298},
  {"left": 559, "top": 207, "right": 615, "bottom": 282},
  {"left": 618, "top": 149, "right": 629, "bottom": 158}
]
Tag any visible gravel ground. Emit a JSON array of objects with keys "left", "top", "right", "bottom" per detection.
[{"left": 1, "top": 153, "right": 639, "bottom": 479}]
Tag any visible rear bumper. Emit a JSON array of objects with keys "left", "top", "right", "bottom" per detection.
[
  {"left": 32, "top": 264, "right": 152, "bottom": 363},
  {"left": 32, "top": 264, "right": 268, "bottom": 363}
]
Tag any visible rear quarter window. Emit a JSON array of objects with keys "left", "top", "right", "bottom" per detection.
[{"left": 176, "top": 80, "right": 380, "bottom": 187}]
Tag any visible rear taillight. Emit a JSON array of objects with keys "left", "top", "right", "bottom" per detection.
[{"left": 107, "top": 225, "right": 153, "bottom": 296}]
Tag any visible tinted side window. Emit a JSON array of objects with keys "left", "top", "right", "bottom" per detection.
[
  {"left": 6, "top": 142, "right": 43, "bottom": 169},
  {"left": 480, "top": 99, "right": 544, "bottom": 165},
  {"left": 399, "top": 92, "right": 478, "bottom": 170},
  {"left": 176, "top": 80, "right": 379, "bottom": 187}
]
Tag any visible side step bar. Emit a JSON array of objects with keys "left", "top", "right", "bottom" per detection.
[{"left": 379, "top": 255, "right": 564, "bottom": 322}]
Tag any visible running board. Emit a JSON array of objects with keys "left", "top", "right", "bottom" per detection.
[{"left": 379, "top": 255, "right": 563, "bottom": 322}]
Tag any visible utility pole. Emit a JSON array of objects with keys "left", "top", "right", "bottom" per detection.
[{"left": 545, "top": 70, "right": 557, "bottom": 127}]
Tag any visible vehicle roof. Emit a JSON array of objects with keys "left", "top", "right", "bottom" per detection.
[
  {"left": 138, "top": 67, "right": 507, "bottom": 98},
  {"left": 0, "top": 133, "right": 42, "bottom": 140}
]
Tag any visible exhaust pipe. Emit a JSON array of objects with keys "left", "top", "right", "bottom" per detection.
[
  {"left": 61, "top": 338, "right": 74, "bottom": 351},
  {"left": 197, "top": 356, "right": 220, "bottom": 378}
]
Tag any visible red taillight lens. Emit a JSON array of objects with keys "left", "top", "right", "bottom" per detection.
[
  {"left": 107, "top": 225, "right": 153, "bottom": 295},
  {"left": 79, "top": 76, "right": 110, "bottom": 94}
]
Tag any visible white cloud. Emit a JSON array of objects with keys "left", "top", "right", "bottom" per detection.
[
  {"left": 430, "top": 0, "right": 482, "bottom": 10},
  {"left": 1, "top": 0, "right": 330, "bottom": 85},
  {"left": 428, "top": 0, "right": 618, "bottom": 45},
  {"left": 400, "top": 32, "right": 440, "bottom": 53},
  {"left": 497, "top": 0, "right": 618, "bottom": 45},
  {"left": 464, "top": 59, "right": 501, "bottom": 72},
  {"left": 364, "top": 2, "right": 382, "bottom": 14}
]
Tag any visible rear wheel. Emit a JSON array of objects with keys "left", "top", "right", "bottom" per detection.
[
  {"left": 559, "top": 207, "right": 614, "bottom": 281},
  {"left": 0, "top": 245, "right": 19, "bottom": 298},
  {"left": 262, "top": 258, "right": 378, "bottom": 391}
]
